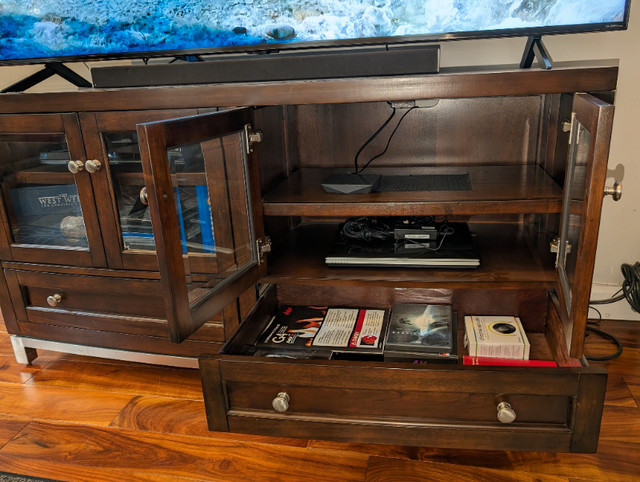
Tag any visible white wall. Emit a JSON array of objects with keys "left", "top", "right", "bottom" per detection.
[{"left": 1, "top": 4, "right": 638, "bottom": 319}]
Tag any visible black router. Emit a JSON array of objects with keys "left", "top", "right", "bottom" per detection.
[{"left": 321, "top": 172, "right": 381, "bottom": 194}]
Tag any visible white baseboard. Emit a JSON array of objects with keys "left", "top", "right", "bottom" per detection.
[{"left": 590, "top": 283, "right": 640, "bottom": 321}]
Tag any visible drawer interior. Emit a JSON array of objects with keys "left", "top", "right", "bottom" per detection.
[{"left": 222, "top": 283, "right": 575, "bottom": 368}]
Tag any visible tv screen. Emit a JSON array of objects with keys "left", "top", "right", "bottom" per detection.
[{"left": 0, "top": 0, "right": 631, "bottom": 65}]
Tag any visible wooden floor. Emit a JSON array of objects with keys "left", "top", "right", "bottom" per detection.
[{"left": 0, "top": 320, "right": 638, "bottom": 481}]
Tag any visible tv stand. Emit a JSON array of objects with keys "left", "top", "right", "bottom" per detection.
[
  {"left": 520, "top": 35, "right": 553, "bottom": 70},
  {"left": 1, "top": 62, "right": 92, "bottom": 93}
]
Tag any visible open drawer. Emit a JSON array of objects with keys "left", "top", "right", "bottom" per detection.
[{"left": 199, "top": 284, "right": 607, "bottom": 453}]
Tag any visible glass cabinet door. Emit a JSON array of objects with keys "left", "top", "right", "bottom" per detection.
[
  {"left": 79, "top": 110, "right": 198, "bottom": 270},
  {"left": 556, "top": 93, "right": 614, "bottom": 358},
  {"left": 0, "top": 114, "right": 105, "bottom": 267},
  {"left": 137, "top": 108, "right": 264, "bottom": 343}
]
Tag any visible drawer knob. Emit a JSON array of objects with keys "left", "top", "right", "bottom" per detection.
[
  {"left": 67, "top": 160, "right": 84, "bottom": 174},
  {"left": 272, "top": 392, "right": 290, "bottom": 413},
  {"left": 46, "top": 293, "right": 63, "bottom": 307},
  {"left": 497, "top": 402, "right": 516, "bottom": 424},
  {"left": 85, "top": 159, "right": 102, "bottom": 173}
]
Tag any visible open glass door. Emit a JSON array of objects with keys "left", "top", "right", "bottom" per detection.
[
  {"left": 137, "top": 108, "right": 265, "bottom": 343},
  {"left": 556, "top": 94, "right": 614, "bottom": 358}
]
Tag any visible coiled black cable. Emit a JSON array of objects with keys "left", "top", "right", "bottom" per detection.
[
  {"left": 590, "top": 262, "right": 640, "bottom": 313},
  {"left": 585, "top": 325, "right": 624, "bottom": 361}
]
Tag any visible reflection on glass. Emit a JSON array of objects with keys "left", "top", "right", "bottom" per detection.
[
  {"left": 168, "top": 143, "right": 216, "bottom": 255},
  {"left": 166, "top": 134, "right": 254, "bottom": 307},
  {"left": 558, "top": 119, "right": 590, "bottom": 313},
  {"left": 0, "top": 133, "right": 88, "bottom": 247},
  {"left": 104, "top": 132, "right": 154, "bottom": 251}
]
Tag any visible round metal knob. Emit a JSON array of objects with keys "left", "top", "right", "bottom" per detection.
[
  {"left": 46, "top": 293, "right": 63, "bottom": 307},
  {"left": 85, "top": 159, "right": 102, "bottom": 173},
  {"left": 497, "top": 402, "right": 516, "bottom": 424},
  {"left": 67, "top": 160, "right": 84, "bottom": 174},
  {"left": 139, "top": 187, "right": 149, "bottom": 206},
  {"left": 603, "top": 181, "right": 622, "bottom": 201},
  {"left": 272, "top": 392, "right": 290, "bottom": 413}
]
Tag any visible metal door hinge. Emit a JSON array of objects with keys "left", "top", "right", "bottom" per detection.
[
  {"left": 550, "top": 236, "right": 572, "bottom": 268},
  {"left": 244, "top": 124, "right": 263, "bottom": 153},
  {"left": 257, "top": 236, "right": 272, "bottom": 264}
]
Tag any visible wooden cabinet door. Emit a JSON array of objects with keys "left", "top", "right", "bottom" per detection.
[
  {"left": 0, "top": 113, "right": 105, "bottom": 267},
  {"left": 556, "top": 94, "right": 614, "bottom": 358},
  {"left": 79, "top": 110, "right": 197, "bottom": 271},
  {"left": 137, "top": 107, "right": 265, "bottom": 343}
]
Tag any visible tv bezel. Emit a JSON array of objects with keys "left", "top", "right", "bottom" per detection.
[{"left": 0, "top": 1, "right": 631, "bottom": 66}]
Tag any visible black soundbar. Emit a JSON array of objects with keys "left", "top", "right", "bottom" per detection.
[{"left": 91, "top": 44, "right": 440, "bottom": 88}]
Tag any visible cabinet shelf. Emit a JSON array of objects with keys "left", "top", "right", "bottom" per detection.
[
  {"left": 262, "top": 166, "right": 564, "bottom": 217},
  {"left": 263, "top": 222, "right": 556, "bottom": 289}
]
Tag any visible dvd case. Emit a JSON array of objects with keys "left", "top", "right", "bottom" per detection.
[{"left": 385, "top": 303, "right": 455, "bottom": 354}]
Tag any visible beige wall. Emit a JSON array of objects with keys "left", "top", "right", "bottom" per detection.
[{"left": 1, "top": 4, "right": 638, "bottom": 318}]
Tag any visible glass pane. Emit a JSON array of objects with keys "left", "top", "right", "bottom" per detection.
[
  {"left": 0, "top": 133, "right": 88, "bottom": 247},
  {"left": 104, "top": 132, "right": 155, "bottom": 251},
  {"left": 558, "top": 117, "right": 590, "bottom": 314},
  {"left": 167, "top": 132, "right": 255, "bottom": 307}
]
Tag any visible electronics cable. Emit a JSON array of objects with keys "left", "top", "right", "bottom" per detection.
[{"left": 354, "top": 104, "right": 418, "bottom": 174}]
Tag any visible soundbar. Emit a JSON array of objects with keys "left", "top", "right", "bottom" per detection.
[{"left": 92, "top": 44, "right": 440, "bottom": 88}]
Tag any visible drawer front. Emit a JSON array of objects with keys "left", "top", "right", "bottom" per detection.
[
  {"left": 5, "top": 269, "right": 225, "bottom": 341},
  {"left": 200, "top": 357, "right": 607, "bottom": 452}
]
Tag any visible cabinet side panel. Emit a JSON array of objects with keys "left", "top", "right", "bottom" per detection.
[
  {"left": 199, "top": 357, "right": 230, "bottom": 432},
  {"left": 571, "top": 370, "right": 607, "bottom": 453}
]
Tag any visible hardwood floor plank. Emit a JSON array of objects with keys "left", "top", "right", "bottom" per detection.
[
  {"left": 0, "top": 381, "right": 132, "bottom": 425},
  {"left": 0, "top": 356, "right": 44, "bottom": 384},
  {"left": 0, "top": 422, "right": 368, "bottom": 481},
  {"left": 604, "top": 375, "right": 638, "bottom": 407},
  {"left": 598, "top": 406, "right": 640, "bottom": 443},
  {"left": 364, "top": 456, "right": 569, "bottom": 481},
  {"left": 310, "top": 439, "right": 640, "bottom": 481},
  {"left": 586, "top": 346, "right": 640, "bottom": 378},
  {"left": 110, "top": 395, "right": 308, "bottom": 447},
  {"left": 0, "top": 418, "right": 28, "bottom": 449},
  {"left": 624, "top": 376, "right": 640, "bottom": 407},
  {"left": 26, "top": 359, "right": 203, "bottom": 400},
  {"left": 0, "top": 455, "right": 205, "bottom": 482}
]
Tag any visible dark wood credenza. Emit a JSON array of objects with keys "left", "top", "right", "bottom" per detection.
[{"left": 0, "top": 61, "right": 619, "bottom": 452}]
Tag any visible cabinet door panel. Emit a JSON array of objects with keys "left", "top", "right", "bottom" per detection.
[
  {"left": 0, "top": 114, "right": 105, "bottom": 267},
  {"left": 79, "top": 110, "right": 198, "bottom": 271},
  {"left": 138, "top": 108, "right": 264, "bottom": 343},
  {"left": 556, "top": 94, "right": 614, "bottom": 358}
]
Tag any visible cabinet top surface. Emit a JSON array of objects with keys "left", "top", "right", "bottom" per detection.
[{"left": 0, "top": 60, "right": 618, "bottom": 114}]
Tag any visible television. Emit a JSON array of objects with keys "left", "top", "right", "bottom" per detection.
[{"left": 0, "top": 1, "right": 631, "bottom": 65}]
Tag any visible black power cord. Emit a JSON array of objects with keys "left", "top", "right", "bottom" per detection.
[
  {"left": 583, "top": 262, "right": 640, "bottom": 361},
  {"left": 353, "top": 103, "right": 417, "bottom": 174},
  {"left": 585, "top": 306, "right": 622, "bottom": 361}
]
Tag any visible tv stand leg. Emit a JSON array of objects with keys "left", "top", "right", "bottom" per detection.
[
  {"left": 1, "top": 62, "right": 92, "bottom": 93},
  {"left": 520, "top": 35, "right": 553, "bottom": 70},
  {"left": 10, "top": 336, "right": 38, "bottom": 365}
]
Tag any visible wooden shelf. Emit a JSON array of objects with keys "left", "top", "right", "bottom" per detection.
[
  {"left": 263, "top": 222, "right": 556, "bottom": 289},
  {"left": 262, "top": 166, "right": 564, "bottom": 217}
]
